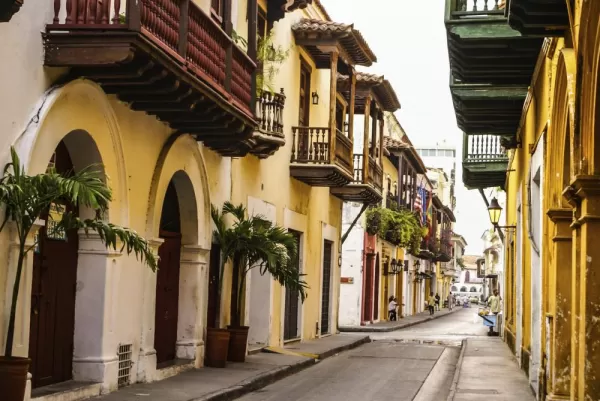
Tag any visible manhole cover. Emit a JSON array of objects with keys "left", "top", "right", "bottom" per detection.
[{"left": 457, "top": 389, "right": 499, "bottom": 394}]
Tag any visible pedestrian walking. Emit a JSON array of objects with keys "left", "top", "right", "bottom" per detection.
[
  {"left": 435, "top": 293, "right": 441, "bottom": 311},
  {"left": 427, "top": 292, "right": 435, "bottom": 315},
  {"left": 388, "top": 295, "right": 398, "bottom": 321},
  {"left": 486, "top": 289, "right": 502, "bottom": 334},
  {"left": 447, "top": 292, "right": 454, "bottom": 311}
]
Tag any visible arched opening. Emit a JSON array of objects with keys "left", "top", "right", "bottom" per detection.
[
  {"left": 154, "top": 180, "right": 182, "bottom": 367},
  {"left": 28, "top": 141, "right": 80, "bottom": 388},
  {"left": 470, "top": 287, "right": 477, "bottom": 293},
  {"left": 451, "top": 285, "right": 457, "bottom": 292},
  {"left": 28, "top": 130, "right": 107, "bottom": 389},
  {"left": 460, "top": 286, "right": 467, "bottom": 292},
  {"left": 465, "top": 270, "right": 471, "bottom": 282}
]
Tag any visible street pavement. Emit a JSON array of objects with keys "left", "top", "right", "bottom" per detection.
[{"left": 239, "top": 308, "right": 483, "bottom": 400}]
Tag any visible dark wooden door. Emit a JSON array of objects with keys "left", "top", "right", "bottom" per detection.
[
  {"left": 320, "top": 241, "right": 333, "bottom": 335},
  {"left": 284, "top": 231, "right": 301, "bottom": 341},
  {"left": 29, "top": 142, "right": 79, "bottom": 388},
  {"left": 374, "top": 253, "right": 380, "bottom": 320},
  {"left": 299, "top": 62, "right": 311, "bottom": 127},
  {"left": 207, "top": 243, "right": 220, "bottom": 328},
  {"left": 154, "top": 231, "right": 181, "bottom": 366},
  {"left": 362, "top": 254, "right": 374, "bottom": 323}
]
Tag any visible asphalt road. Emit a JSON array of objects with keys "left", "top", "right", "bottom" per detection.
[{"left": 239, "top": 308, "right": 485, "bottom": 401}]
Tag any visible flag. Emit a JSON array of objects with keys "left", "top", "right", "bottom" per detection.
[{"left": 414, "top": 187, "right": 422, "bottom": 211}]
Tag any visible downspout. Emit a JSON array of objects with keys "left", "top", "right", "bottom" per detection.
[{"left": 479, "top": 188, "right": 505, "bottom": 243}]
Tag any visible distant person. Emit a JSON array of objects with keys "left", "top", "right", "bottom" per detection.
[
  {"left": 447, "top": 292, "right": 454, "bottom": 311},
  {"left": 428, "top": 292, "right": 435, "bottom": 315},
  {"left": 435, "top": 293, "right": 441, "bottom": 311},
  {"left": 388, "top": 296, "right": 398, "bottom": 321},
  {"left": 486, "top": 289, "right": 502, "bottom": 334}
]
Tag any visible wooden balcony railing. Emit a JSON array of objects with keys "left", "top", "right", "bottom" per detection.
[
  {"left": 256, "top": 89, "right": 285, "bottom": 136},
  {"left": 447, "top": 0, "right": 505, "bottom": 21},
  {"left": 290, "top": 127, "right": 353, "bottom": 169},
  {"left": 48, "top": 0, "right": 255, "bottom": 112},
  {"left": 350, "top": 154, "right": 383, "bottom": 190},
  {"left": 464, "top": 134, "right": 508, "bottom": 163}
]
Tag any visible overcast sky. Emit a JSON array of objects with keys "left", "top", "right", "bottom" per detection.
[{"left": 322, "top": 0, "right": 491, "bottom": 254}]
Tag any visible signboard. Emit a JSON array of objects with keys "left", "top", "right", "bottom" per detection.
[{"left": 340, "top": 277, "right": 354, "bottom": 284}]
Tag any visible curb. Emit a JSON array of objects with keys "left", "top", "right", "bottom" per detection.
[
  {"left": 339, "top": 308, "right": 462, "bottom": 333},
  {"left": 191, "top": 336, "right": 370, "bottom": 401},
  {"left": 446, "top": 338, "right": 467, "bottom": 401}
]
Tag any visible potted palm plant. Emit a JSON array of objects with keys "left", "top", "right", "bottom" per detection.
[
  {"left": 0, "top": 147, "right": 157, "bottom": 401},
  {"left": 211, "top": 202, "right": 307, "bottom": 363}
]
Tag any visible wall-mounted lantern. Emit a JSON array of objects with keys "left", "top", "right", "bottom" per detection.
[{"left": 311, "top": 91, "right": 319, "bottom": 105}]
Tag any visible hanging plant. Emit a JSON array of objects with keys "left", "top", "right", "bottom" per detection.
[
  {"left": 256, "top": 30, "right": 290, "bottom": 95},
  {"left": 457, "top": 257, "right": 466, "bottom": 268},
  {"left": 365, "top": 207, "right": 424, "bottom": 252}
]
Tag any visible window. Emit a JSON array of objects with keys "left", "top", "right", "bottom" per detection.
[{"left": 299, "top": 60, "right": 311, "bottom": 126}]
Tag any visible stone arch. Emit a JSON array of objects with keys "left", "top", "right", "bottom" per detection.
[
  {"left": 145, "top": 134, "right": 211, "bottom": 248},
  {"left": 546, "top": 49, "right": 577, "bottom": 208},
  {"left": 578, "top": 2, "right": 600, "bottom": 174},
  {"left": 5, "top": 80, "right": 133, "bottom": 393},
  {"left": 138, "top": 134, "right": 211, "bottom": 381},
  {"left": 13, "top": 79, "right": 129, "bottom": 226}
]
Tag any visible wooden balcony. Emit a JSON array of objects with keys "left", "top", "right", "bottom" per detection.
[
  {"left": 462, "top": 133, "right": 509, "bottom": 189},
  {"left": 242, "top": 89, "right": 286, "bottom": 159},
  {"left": 436, "top": 232, "right": 453, "bottom": 263},
  {"left": 289, "top": 127, "right": 354, "bottom": 187},
  {"left": 44, "top": 0, "right": 257, "bottom": 156},
  {"left": 451, "top": 79, "right": 527, "bottom": 135},
  {"left": 330, "top": 154, "right": 383, "bottom": 204},
  {"left": 445, "top": 0, "right": 543, "bottom": 85},
  {"left": 507, "top": 0, "right": 569, "bottom": 37}
]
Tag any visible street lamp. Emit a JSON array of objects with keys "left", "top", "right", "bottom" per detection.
[
  {"left": 311, "top": 91, "right": 319, "bottom": 105},
  {"left": 487, "top": 197, "right": 516, "bottom": 229}
]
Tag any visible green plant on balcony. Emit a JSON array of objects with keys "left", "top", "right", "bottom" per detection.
[
  {"left": 233, "top": 29, "right": 290, "bottom": 96},
  {"left": 457, "top": 257, "right": 466, "bottom": 268},
  {"left": 365, "top": 207, "right": 424, "bottom": 254}
]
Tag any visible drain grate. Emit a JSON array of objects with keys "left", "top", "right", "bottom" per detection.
[{"left": 117, "top": 344, "right": 133, "bottom": 388}]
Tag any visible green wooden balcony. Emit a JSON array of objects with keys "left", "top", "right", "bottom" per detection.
[
  {"left": 445, "top": 0, "right": 542, "bottom": 85},
  {"left": 507, "top": 0, "right": 569, "bottom": 37},
  {"left": 462, "top": 133, "right": 509, "bottom": 189},
  {"left": 451, "top": 78, "right": 527, "bottom": 135}
]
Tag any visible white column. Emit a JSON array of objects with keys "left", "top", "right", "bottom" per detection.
[
  {"left": 72, "top": 230, "right": 122, "bottom": 393},
  {"left": 176, "top": 245, "right": 209, "bottom": 368},
  {"left": 136, "top": 238, "right": 163, "bottom": 383}
]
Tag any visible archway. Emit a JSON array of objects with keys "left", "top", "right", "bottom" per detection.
[
  {"left": 140, "top": 135, "right": 210, "bottom": 380},
  {"left": 10, "top": 79, "right": 130, "bottom": 392}
]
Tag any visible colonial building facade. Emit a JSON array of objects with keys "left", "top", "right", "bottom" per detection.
[
  {"left": 445, "top": 0, "right": 600, "bottom": 399},
  {"left": 0, "top": 0, "right": 401, "bottom": 400}
]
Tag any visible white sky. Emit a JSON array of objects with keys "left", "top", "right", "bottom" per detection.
[{"left": 322, "top": 0, "right": 492, "bottom": 254}]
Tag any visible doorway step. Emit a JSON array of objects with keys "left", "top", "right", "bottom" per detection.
[{"left": 31, "top": 381, "right": 101, "bottom": 401}]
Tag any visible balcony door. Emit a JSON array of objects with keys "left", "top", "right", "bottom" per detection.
[{"left": 299, "top": 61, "right": 311, "bottom": 127}]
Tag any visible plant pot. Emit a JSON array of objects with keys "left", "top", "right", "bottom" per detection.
[
  {"left": 204, "top": 328, "right": 230, "bottom": 368},
  {"left": 226, "top": 326, "right": 249, "bottom": 362},
  {"left": 0, "top": 356, "right": 30, "bottom": 401}
]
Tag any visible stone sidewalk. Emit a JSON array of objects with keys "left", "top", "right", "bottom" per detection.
[
  {"left": 448, "top": 337, "right": 535, "bottom": 401},
  {"left": 90, "top": 334, "right": 368, "bottom": 401},
  {"left": 339, "top": 306, "right": 463, "bottom": 332}
]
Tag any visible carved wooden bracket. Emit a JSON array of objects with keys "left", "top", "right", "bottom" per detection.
[{"left": 0, "top": 0, "right": 23, "bottom": 22}]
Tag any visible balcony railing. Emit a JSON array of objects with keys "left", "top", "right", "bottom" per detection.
[
  {"left": 448, "top": 0, "right": 505, "bottom": 21},
  {"left": 48, "top": 0, "right": 255, "bottom": 112},
  {"left": 464, "top": 135, "right": 508, "bottom": 163},
  {"left": 351, "top": 155, "right": 383, "bottom": 189},
  {"left": 256, "top": 89, "right": 285, "bottom": 136}
]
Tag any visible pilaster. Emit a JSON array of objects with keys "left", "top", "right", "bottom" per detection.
[
  {"left": 546, "top": 208, "right": 573, "bottom": 400},
  {"left": 565, "top": 175, "right": 600, "bottom": 400}
]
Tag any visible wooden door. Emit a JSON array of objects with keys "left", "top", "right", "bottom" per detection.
[
  {"left": 154, "top": 231, "right": 181, "bottom": 366},
  {"left": 320, "top": 241, "right": 333, "bottom": 335},
  {"left": 362, "top": 254, "right": 374, "bottom": 323},
  {"left": 284, "top": 231, "right": 301, "bottom": 341},
  {"left": 207, "top": 243, "right": 220, "bottom": 328},
  {"left": 374, "top": 253, "right": 380, "bottom": 320},
  {"left": 298, "top": 61, "right": 311, "bottom": 157},
  {"left": 29, "top": 142, "right": 79, "bottom": 388}
]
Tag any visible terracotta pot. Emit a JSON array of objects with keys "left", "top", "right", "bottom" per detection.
[
  {"left": 205, "top": 328, "right": 230, "bottom": 368},
  {"left": 0, "top": 356, "right": 30, "bottom": 401},
  {"left": 227, "top": 326, "right": 249, "bottom": 362}
]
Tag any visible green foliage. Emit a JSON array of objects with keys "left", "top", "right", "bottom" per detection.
[
  {"left": 0, "top": 147, "right": 156, "bottom": 356},
  {"left": 457, "top": 257, "right": 466, "bottom": 268},
  {"left": 211, "top": 202, "right": 307, "bottom": 327},
  {"left": 365, "top": 207, "right": 424, "bottom": 254}
]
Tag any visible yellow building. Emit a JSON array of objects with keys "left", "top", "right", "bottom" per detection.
[{"left": 445, "top": 1, "right": 600, "bottom": 399}]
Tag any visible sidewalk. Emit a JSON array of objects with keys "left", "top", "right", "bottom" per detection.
[
  {"left": 91, "top": 335, "right": 368, "bottom": 401},
  {"left": 448, "top": 337, "right": 535, "bottom": 401},
  {"left": 339, "top": 306, "right": 462, "bottom": 332}
]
